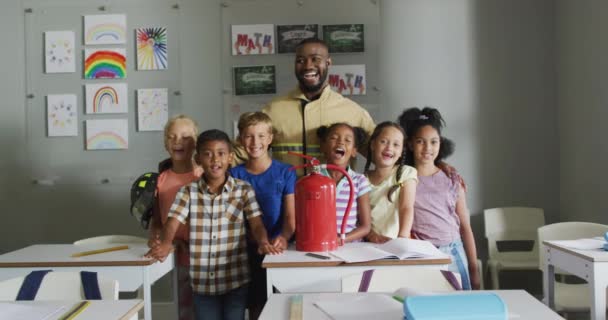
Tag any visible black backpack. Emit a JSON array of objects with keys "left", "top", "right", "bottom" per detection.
[{"left": 130, "top": 172, "right": 159, "bottom": 229}]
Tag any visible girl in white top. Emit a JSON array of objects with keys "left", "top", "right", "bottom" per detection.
[{"left": 364, "top": 121, "right": 418, "bottom": 243}]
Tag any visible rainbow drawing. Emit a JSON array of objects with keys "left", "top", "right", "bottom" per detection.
[
  {"left": 84, "top": 49, "right": 127, "bottom": 79},
  {"left": 137, "top": 27, "right": 168, "bottom": 70},
  {"left": 85, "top": 83, "right": 127, "bottom": 114},
  {"left": 84, "top": 14, "right": 127, "bottom": 45},
  {"left": 93, "top": 86, "right": 118, "bottom": 113},
  {"left": 86, "top": 119, "right": 128, "bottom": 150}
]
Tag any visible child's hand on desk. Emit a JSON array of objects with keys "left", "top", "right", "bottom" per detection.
[
  {"left": 336, "top": 236, "right": 345, "bottom": 246},
  {"left": 258, "top": 242, "right": 282, "bottom": 255},
  {"left": 147, "top": 232, "right": 161, "bottom": 248},
  {"left": 144, "top": 242, "right": 172, "bottom": 262},
  {"left": 271, "top": 235, "right": 288, "bottom": 250},
  {"left": 366, "top": 230, "right": 391, "bottom": 244}
]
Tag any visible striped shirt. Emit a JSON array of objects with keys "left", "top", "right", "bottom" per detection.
[
  {"left": 321, "top": 167, "right": 371, "bottom": 233},
  {"left": 168, "top": 175, "right": 261, "bottom": 295}
]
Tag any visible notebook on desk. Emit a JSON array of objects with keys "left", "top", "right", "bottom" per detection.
[{"left": 330, "top": 239, "right": 446, "bottom": 263}]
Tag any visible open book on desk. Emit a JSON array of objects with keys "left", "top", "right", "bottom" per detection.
[{"left": 330, "top": 238, "right": 447, "bottom": 263}]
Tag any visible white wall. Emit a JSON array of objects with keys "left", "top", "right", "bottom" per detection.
[
  {"left": 379, "top": 0, "right": 560, "bottom": 249},
  {"left": 556, "top": 1, "right": 608, "bottom": 224}
]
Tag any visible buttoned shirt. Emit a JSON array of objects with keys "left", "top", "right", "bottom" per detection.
[{"left": 169, "top": 175, "right": 261, "bottom": 295}]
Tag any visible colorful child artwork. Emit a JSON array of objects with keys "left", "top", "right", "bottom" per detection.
[
  {"left": 84, "top": 14, "right": 127, "bottom": 45},
  {"left": 231, "top": 24, "right": 275, "bottom": 55},
  {"left": 85, "top": 119, "right": 128, "bottom": 150},
  {"left": 45, "top": 31, "right": 75, "bottom": 73},
  {"left": 84, "top": 48, "right": 127, "bottom": 79},
  {"left": 328, "top": 65, "right": 366, "bottom": 96},
  {"left": 85, "top": 83, "right": 128, "bottom": 114},
  {"left": 47, "top": 94, "right": 78, "bottom": 137},
  {"left": 276, "top": 24, "right": 318, "bottom": 53},
  {"left": 137, "top": 88, "right": 168, "bottom": 131},
  {"left": 233, "top": 65, "right": 276, "bottom": 96},
  {"left": 322, "top": 24, "right": 365, "bottom": 53},
  {"left": 136, "top": 27, "right": 168, "bottom": 70}
]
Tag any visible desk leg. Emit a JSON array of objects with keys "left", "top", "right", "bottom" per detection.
[
  {"left": 172, "top": 262, "right": 179, "bottom": 320},
  {"left": 266, "top": 269, "right": 273, "bottom": 299},
  {"left": 143, "top": 267, "right": 152, "bottom": 320},
  {"left": 543, "top": 263, "right": 555, "bottom": 309},
  {"left": 589, "top": 265, "right": 607, "bottom": 320}
]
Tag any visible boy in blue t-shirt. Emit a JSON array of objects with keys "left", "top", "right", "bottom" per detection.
[{"left": 230, "top": 112, "right": 296, "bottom": 319}]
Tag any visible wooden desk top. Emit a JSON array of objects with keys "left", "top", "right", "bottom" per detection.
[
  {"left": 0, "top": 244, "right": 157, "bottom": 268},
  {"left": 262, "top": 243, "right": 451, "bottom": 268},
  {"left": 543, "top": 240, "right": 608, "bottom": 263}
]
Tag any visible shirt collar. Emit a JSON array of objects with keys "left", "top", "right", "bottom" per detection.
[
  {"left": 198, "top": 174, "right": 234, "bottom": 194},
  {"left": 291, "top": 84, "right": 332, "bottom": 102},
  {"left": 320, "top": 165, "right": 354, "bottom": 182}
]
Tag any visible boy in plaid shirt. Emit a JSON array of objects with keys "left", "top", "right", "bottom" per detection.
[{"left": 146, "top": 129, "right": 282, "bottom": 320}]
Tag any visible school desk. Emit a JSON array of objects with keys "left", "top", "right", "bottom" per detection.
[
  {"left": 0, "top": 299, "right": 143, "bottom": 320},
  {"left": 258, "top": 291, "right": 565, "bottom": 320},
  {"left": 262, "top": 243, "right": 451, "bottom": 298},
  {"left": 543, "top": 240, "right": 608, "bottom": 320},
  {"left": 0, "top": 244, "right": 175, "bottom": 320}
]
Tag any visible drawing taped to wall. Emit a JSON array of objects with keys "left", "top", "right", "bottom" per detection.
[
  {"left": 137, "top": 88, "right": 168, "bottom": 131},
  {"left": 231, "top": 24, "right": 275, "bottom": 55},
  {"left": 47, "top": 94, "right": 78, "bottom": 137},
  {"left": 84, "top": 48, "right": 127, "bottom": 79},
  {"left": 233, "top": 65, "right": 276, "bottom": 96},
  {"left": 322, "top": 24, "right": 364, "bottom": 53},
  {"left": 85, "top": 83, "right": 128, "bottom": 114},
  {"left": 45, "top": 31, "right": 75, "bottom": 73},
  {"left": 276, "top": 24, "right": 318, "bottom": 53},
  {"left": 84, "top": 14, "right": 127, "bottom": 45},
  {"left": 86, "top": 119, "right": 128, "bottom": 150},
  {"left": 136, "top": 27, "right": 168, "bottom": 70},
  {"left": 328, "top": 65, "right": 366, "bottom": 96}
]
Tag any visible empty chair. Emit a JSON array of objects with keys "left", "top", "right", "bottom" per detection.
[
  {"left": 484, "top": 207, "right": 545, "bottom": 289},
  {"left": 538, "top": 221, "right": 608, "bottom": 314},
  {"left": 73, "top": 235, "right": 147, "bottom": 246},
  {"left": 342, "top": 268, "right": 462, "bottom": 293},
  {"left": 0, "top": 271, "right": 118, "bottom": 300}
]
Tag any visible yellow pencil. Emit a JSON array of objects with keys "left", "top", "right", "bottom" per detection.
[
  {"left": 59, "top": 300, "right": 91, "bottom": 320},
  {"left": 71, "top": 245, "right": 129, "bottom": 257}
]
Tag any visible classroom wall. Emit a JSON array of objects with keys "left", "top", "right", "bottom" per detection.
[
  {"left": 555, "top": 1, "right": 608, "bottom": 224},
  {"left": 379, "top": 0, "right": 560, "bottom": 251},
  {"left": 0, "top": 0, "right": 564, "bottom": 255},
  {"left": 0, "top": 0, "right": 223, "bottom": 252},
  {"left": 3, "top": 0, "right": 599, "bottom": 304}
]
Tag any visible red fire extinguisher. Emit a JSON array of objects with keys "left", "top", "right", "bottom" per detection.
[{"left": 289, "top": 152, "right": 354, "bottom": 252}]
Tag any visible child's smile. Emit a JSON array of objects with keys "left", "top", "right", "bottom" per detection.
[{"left": 323, "top": 124, "right": 356, "bottom": 167}]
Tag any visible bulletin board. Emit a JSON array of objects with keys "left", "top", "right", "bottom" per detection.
[{"left": 23, "top": 0, "right": 183, "bottom": 185}]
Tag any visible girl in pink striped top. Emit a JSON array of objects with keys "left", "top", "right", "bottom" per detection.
[
  {"left": 317, "top": 123, "right": 372, "bottom": 244},
  {"left": 399, "top": 107, "right": 480, "bottom": 290}
]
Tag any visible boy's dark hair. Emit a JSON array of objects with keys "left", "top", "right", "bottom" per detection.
[
  {"left": 398, "top": 107, "right": 455, "bottom": 166},
  {"left": 196, "top": 129, "right": 232, "bottom": 153},
  {"left": 295, "top": 38, "right": 329, "bottom": 52},
  {"left": 317, "top": 123, "right": 368, "bottom": 151},
  {"left": 364, "top": 121, "right": 407, "bottom": 202}
]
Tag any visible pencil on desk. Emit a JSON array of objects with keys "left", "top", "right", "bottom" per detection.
[
  {"left": 71, "top": 245, "right": 129, "bottom": 257},
  {"left": 59, "top": 300, "right": 91, "bottom": 320}
]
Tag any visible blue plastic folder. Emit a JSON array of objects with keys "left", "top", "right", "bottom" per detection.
[{"left": 404, "top": 292, "right": 507, "bottom": 320}]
